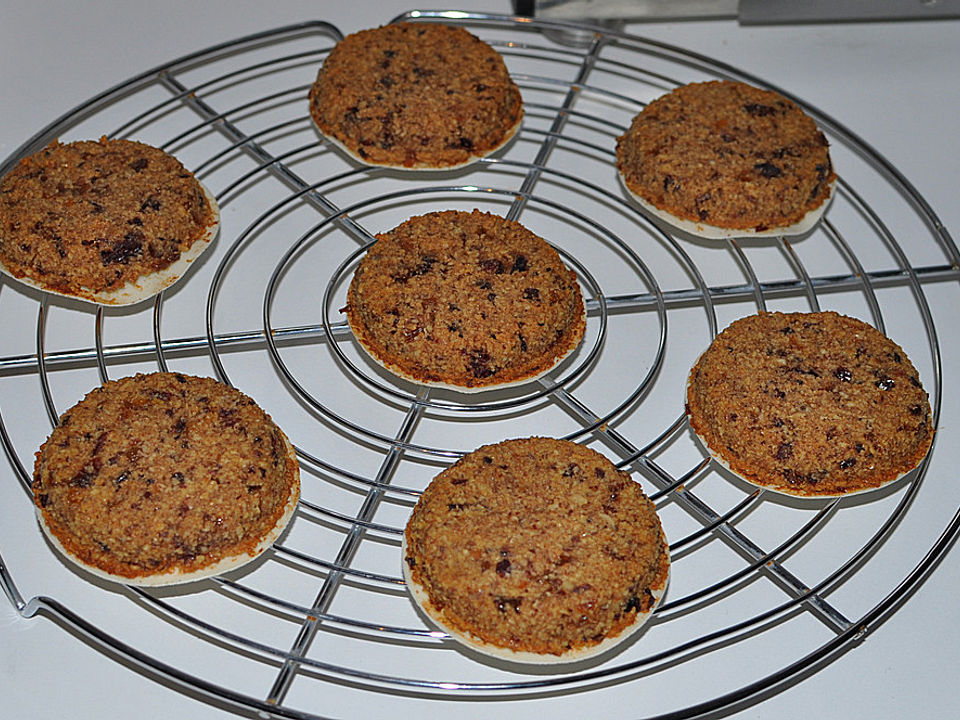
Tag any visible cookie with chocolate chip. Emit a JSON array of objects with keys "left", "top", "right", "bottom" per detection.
[
  {"left": 616, "top": 81, "right": 836, "bottom": 238},
  {"left": 0, "top": 138, "right": 219, "bottom": 305},
  {"left": 403, "top": 437, "right": 670, "bottom": 663},
  {"left": 345, "top": 210, "right": 585, "bottom": 391},
  {"left": 308, "top": 23, "right": 522, "bottom": 169},
  {"left": 686, "top": 311, "right": 934, "bottom": 497},
  {"left": 32, "top": 372, "right": 300, "bottom": 585}
]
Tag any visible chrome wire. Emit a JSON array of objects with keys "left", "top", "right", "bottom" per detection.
[{"left": 0, "top": 12, "right": 955, "bottom": 720}]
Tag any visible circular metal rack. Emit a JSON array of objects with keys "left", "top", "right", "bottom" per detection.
[{"left": 1, "top": 10, "right": 958, "bottom": 720}]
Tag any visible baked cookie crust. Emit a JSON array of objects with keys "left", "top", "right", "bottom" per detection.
[
  {"left": 686, "top": 311, "right": 934, "bottom": 497},
  {"left": 345, "top": 210, "right": 586, "bottom": 392},
  {"left": 403, "top": 437, "right": 670, "bottom": 662},
  {"left": 32, "top": 372, "right": 300, "bottom": 585},
  {"left": 308, "top": 23, "right": 523, "bottom": 169},
  {"left": 616, "top": 81, "right": 836, "bottom": 238},
  {"left": 0, "top": 138, "right": 218, "bottom": 305}
]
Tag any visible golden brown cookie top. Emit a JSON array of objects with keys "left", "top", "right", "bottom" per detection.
[
  {"left": 0, "top": 138, "right": 218, "bottom": 305},
  {"left": 616, "top": 81, "right": 836, "bottom": 238},
  {"left": 32, "top": 372, "right": 300, "bottom": 585},
  {"left": 403, "top": 437, "right": 670, "bottom": 662},
  {"left": 345, "top": 210, "right": 586, "bottom": 391},
  {"left": 686, "top": 311, "right": 934, "bottom": 497},
  {"left": 308, "top": 23, "right": 523, "bottom": 169}
]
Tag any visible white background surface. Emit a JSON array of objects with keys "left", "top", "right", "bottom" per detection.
[{"left": 2, "top": 2, "right": 958, "bottom": 719}]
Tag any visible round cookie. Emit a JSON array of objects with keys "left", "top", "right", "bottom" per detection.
[
  {"left": 32, "top": 372, "right": 300, "bottom": 586},
  {"left": 0, "top": 137, "right": 219, "bottom": 305},
  {"left": 686, "top": 311, "right": 934, "bottom": 497},
  {"left": 616, "top": 81, "right": 836, "bottom": 239},
  {"left": 345, "top": 209, "right": 586, "bottom": 392},
  {"left": 308, "top": 23, "right": 523, "bottom": 170},
  {"left": 403, "top": 437, "right": 670, "bottom": 663}
]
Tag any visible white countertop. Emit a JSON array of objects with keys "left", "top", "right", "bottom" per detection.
[{"left": 2, "top": 3, "right": 958, "bottom": 719}]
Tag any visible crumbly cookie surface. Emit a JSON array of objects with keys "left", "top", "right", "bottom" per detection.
[
  {"left": 346, "top": 210, "right": 585, "bottom": 391},
  {"left": 686, "top": 311, "right": 934, "bottom": 496},
  {"left": 0, "top": 138, "right": 216, "bottom": 302},
  {"left": 616, "top": 81, "right": 835, "bottom": 234},
  {"left": 404, "top": 437, "right": 670, "bottom": 658},
  {"left": 308, "top": 23, "right": 522, "bottom": 169},
  {"left": 32, "top": 372, "right": 299, "bottom": 583}
]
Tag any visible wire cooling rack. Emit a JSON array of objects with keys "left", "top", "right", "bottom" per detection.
[{"left": 1, "top": 10, "right": 958, "bottom": 720}]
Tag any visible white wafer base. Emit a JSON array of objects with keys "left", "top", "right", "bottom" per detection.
[
  {"left": 621, "top": 174, "right": 836, "bottom": 240},
  {"left": 687, "top": 419, "right": 914, "bottom": 499},
  {"left": 348, "top": 297, "right": 586, "bottom": 394},
  {"left": 318, "top": 116, "right": 522, "bottom": 172},
  {"left": 401, "top": 533, "right": 669, "bottom": 665}
]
